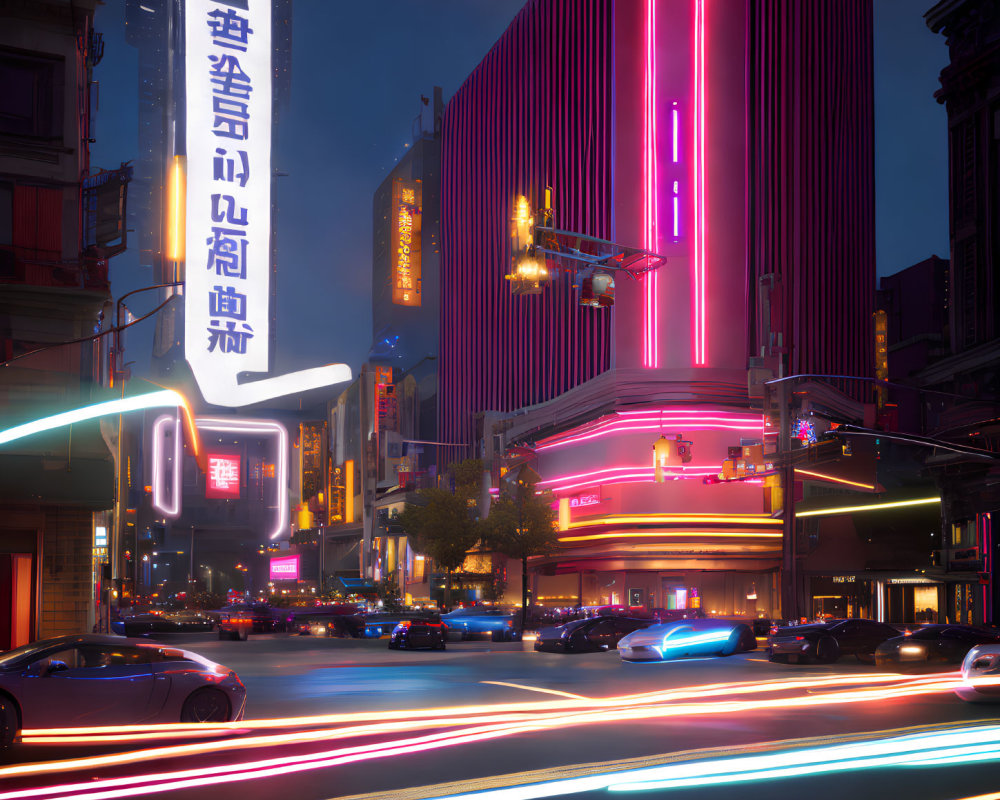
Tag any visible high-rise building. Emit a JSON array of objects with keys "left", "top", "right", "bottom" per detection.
[
  {"left": 438, "top": 0, "right": 877, "bottom": 619},
  {"left": 0, "top": 0, "right": 130, "bottom": 646}
]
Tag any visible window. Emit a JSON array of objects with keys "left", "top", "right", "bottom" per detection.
[{"left": 0, "top": 49, "right": 64, "bottom": 139}]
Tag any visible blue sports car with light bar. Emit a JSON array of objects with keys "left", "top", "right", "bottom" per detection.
[{"left": 618, "top": 618, "right": 757, "bottom": 662}]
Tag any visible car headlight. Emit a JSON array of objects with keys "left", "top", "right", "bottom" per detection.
[{"left": 899, "top": 645, "right": 924, "bottom": 656}]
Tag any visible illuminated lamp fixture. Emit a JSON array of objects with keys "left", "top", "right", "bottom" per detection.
[
  {"left": 653, "top": 433, "right": 693, "bottom": 482},
  {"left": 580, "top": 271, "right": 615, "bottom": 308},
  {"left": 507, "top": 251, "right": 550, "bottom": 295}
]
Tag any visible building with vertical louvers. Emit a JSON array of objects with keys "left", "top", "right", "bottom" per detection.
[{"left": 438, "top": 0, "right": 877, "bottom": 619}]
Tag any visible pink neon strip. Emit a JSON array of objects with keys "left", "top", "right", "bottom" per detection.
[
  {"left": 536, "top": 423, "right": 765, "bottom": 453},
  {"left": 692, "top": 0, "right": 706, "bottom": 366},
  {"left": 672, "top": 107, "right": 679, "bottom": 163},
  {"left": 642, "top": 0, "right": 659, "bottom": 368}
]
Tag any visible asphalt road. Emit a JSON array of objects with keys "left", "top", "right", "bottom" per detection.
[{"left": 4, "top": 632, "right": 1000, "bottom": 800}]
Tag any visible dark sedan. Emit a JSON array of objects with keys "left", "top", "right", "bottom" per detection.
[
  {"left": 388, "top": 620, "right": 447, "bottom": 650},
  {"left": 768, "top": 618, "right": 900, "bottom": 664},
  {"left": 534, "top": 616, "right": 653, "bottom": 654},
  {"left": 875, "top": 625, "right": 1000, "bottom": 669}
]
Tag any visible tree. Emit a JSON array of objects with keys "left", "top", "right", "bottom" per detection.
[
  {"left": 483, "top": 465, "right": 559, "bottom": 629},
  {"left": 374, "top": 573, "right": 402, "bottom": 612},
  {"left": 397, "top": 459, "right": 484, "bottom": 609}
]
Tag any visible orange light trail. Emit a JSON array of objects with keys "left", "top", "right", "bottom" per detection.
[{"left": 3, "top": 672, "right": 971, "bottom": 800}]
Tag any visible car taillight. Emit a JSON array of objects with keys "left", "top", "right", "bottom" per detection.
[
  {"left": 795, "top": 636, "right": 805, "bottom": 641},
  {"left": 769, "top": 627, "right": 778, "bottom": 636}
]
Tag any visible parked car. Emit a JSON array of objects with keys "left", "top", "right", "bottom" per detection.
[
  {"left": 533, "top": 616, "right": 653, "bottom": 654},
  {"left": 441, "top": 607, "right": 521, "bottom": 641},
  {"left": 217, "top": 603, "right": 277, "bottom": 640},
  {"left": 161, "top": 611, "right": 216, "bottom": 632},
  {"left": 361, "top": 611, "right": 439, "bottom": 638},
  {"left": 388, "top": 620, "right": 448, "bottom": 650},
  {"left": 956, "top": 644, "right": 1000, "bottom": 702},
  {"left": 110, "top": 613, "right": 178, "bottom": 637},
  {"left": 0, "top": 634, "right": 245, "bottom": 747},
  {"left": 619, "top": 619, "right": 757, "bottom": 662},
  {"left": 767, "top": 618, "right": 900, "bottom": 664},
  {"left": 291, "top": 605, "right": 365, "bottom": 638},
  {"left": 875, "top": 625, "right": 1000, "bottom": 669}
]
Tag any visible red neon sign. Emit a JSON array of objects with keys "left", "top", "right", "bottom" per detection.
[
  {"left": 269, "top": 555, "right": 299, "bottom": 581},
  {"left": 206, "top": 454, "right": 241, "bottom": 499}
]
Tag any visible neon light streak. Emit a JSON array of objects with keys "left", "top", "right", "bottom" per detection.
[
  {"left": 536, "top": 413, "right": 764, "bottom": 452},
  {"left": 569, "top": 514, "right": 782, "bottom": 528},
  {"left": 151, "top": 415, "right": 181, "bottom": 517},
  {"left": 195, "top": 418, "right": 288, "bottom": 539},
  {"left": 0, "top": 390, "right": 186, "bottom": 446},
  {"left": 671, "top": 106, "right": 679, "bottom": 163},
  {"left": 165, "top": 155, "right": 185, "bottom": 262},
  {"left": 559, "top": 531, "right": 781, "bottom": 543},
  {"left": 692, "top": 0, "right": 706, "bottom": 366},
  {"left": 642, "top": 0, "right": 659, "bottom": 368},
  {"left": 16, "top": 672, "right": 960, "bottom": 749},
  {"left": 7, "top": 675, "right": 966, "bottom": 799},
  {"left": 793, "top": 469, "right": 876, "bottom": 490},
  {"left": 796, "top": 497, "right": 941, "bottom": 518},
  {"left": 539, "top": 465, "right": 722, "bottom": 487}
]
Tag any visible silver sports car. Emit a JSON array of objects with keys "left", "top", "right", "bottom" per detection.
[
  {"left": 956, "top": 644, "right": 1000, "bottom": 703},
  {"left": 0, "top": 634, "right": 246, "bottom": 746}
]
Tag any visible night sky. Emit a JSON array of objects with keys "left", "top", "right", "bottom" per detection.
[{"left": 91, "top": 0, "right": 950, "bottom": 382}]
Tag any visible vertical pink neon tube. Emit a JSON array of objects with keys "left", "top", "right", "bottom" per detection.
[
  {"left": 643, "top": 0, "right": 659, "bottom": 368},
  {"left": 692, "top": 0, "right": 707, "bottom": 366}
]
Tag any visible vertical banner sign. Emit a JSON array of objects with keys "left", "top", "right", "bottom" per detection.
[
  {"left": 185, "top": 1, "right": 272, "bottom": 392},
  {"left": 874, "top": 309, "right": 888, "bottom": 411},
  {"left": 391, "top": 179, "right": 422, "bottom": 306}
]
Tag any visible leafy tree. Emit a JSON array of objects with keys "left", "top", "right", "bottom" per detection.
[
  {"left": 397, "top": 459, "right": 484, "bottom": 609},
  {"left": 483, "top": 465, "right": 559, "bottom": 629},
  {"left": 480, "top": 562, "right": 508, "bottom": 605}
]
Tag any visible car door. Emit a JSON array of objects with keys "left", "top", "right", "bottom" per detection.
[
  {"left": 585, "top": 620, "right": 617, "bottom": 650},
  {"left": 18, "top": 644, "right": 155, "bottom": 728},
  {"left": 612, "top": 619, "right": 647, "bottom": 647}
]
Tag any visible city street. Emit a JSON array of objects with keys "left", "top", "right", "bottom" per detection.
[{"left": 3, "top": 633, "right": 999, "bottom": 800}]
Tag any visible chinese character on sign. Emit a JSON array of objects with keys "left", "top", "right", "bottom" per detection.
[
  {"left": 206, "top": 7, "right": 253, "bottom": 51},
  {"left": 206, "top": 226, "right": 248, "bottom": 278},
  {"left": 214, "top": 147, "right": 249, "bottom": 186},
  {"left": 208, "top": 285, "right": 247, "bottom": 320},
  {"left": 207, "top": 320, "right": 254, "bottom": 354}
]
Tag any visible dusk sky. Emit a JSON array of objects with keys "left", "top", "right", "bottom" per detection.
[{"left": 91, "top": 0, "right": 951, "bottom": 381}]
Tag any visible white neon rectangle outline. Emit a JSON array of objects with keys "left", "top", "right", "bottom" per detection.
[
  {"left": 152, "top": 414, "right": 182, "bottom": 517},
  {"left": 196, "top": 417, "right": 289, "bottom": 540}
]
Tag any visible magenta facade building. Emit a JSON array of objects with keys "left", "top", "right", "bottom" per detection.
[{"left": 439, "top": 0, "right": 874, "bottom": 617}]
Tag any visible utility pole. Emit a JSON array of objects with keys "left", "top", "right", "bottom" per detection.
[{"left": 779, "top": 376, "right": 798, "bottom": 622}]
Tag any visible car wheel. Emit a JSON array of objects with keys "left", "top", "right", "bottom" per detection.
[
  {"left": 0, "top": 695, "right": 19, "bottom": 748},
  {"left": 180, "top": 688, "right": 231, "bottom": 723},
  {"left": 816, "top": 637, "right": 840, "bottom": 664},
  {"left": 491, "top": 630, "right": 504, "bottom": 642}
]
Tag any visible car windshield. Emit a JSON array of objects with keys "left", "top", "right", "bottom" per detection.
[{"left": 0, "top": 637, "right": 68, "bottom": 668}]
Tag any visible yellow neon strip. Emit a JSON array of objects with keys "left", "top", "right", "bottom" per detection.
[
  {"left": 559, "top": 530, "right": 782, "bottom": 543},
  {"left": 567, "top": 514, "right": 782, "bottom": 529},
  {"left": 794, "top": 469, "right": 876, "bottom": 490},
  {"left": 166, "top": 155, "right": 186, "bottom": 262},
  {"left": 796, "top": 497, "right": 940, "bottom": 518}
]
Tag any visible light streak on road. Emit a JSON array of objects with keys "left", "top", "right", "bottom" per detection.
[
  {"left": 0, "top": 673, "right": 973, "bottom": 800},
  {"left": 427, "top": 724, "right": 1000, "bottom": 799},
  {"left": 479, "top": 681, "right": 588, "bottom": 700}
]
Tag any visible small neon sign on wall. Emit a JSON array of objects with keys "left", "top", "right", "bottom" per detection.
[
  {"left": 206, "top": 454, "right": 241, "bottom": 499},
  {"left": 269, "top": 554, "right": 299, "bottom": 581}
]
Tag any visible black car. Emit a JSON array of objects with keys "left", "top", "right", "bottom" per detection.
[
  {"left": 217, "top": 603, "right": 277, "bottom": 640},
  {"left": 768, "top": 618, "right": 900, "bottom": 664},
  {"left": 533, "top": 616, "right": 653, "bottom": 654},
  {"left": 875, "top": 625, "right": 1000, "bottom": 669},
  {"left": 388, "top": 620, "right": 447, "bottom": 650}
]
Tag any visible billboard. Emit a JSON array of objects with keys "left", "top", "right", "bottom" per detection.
[
  {"left": 391, "top": 179, "right": 422, "bottom": 306},
  {"left": 206, "top": 453, "right": 241, "bottom": 499},
  {"left": 185, "top": 0, "right": 272, "bottom": 397},
  {"left": 269, "top": 554, "right": 299, "bottom": 581}
]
